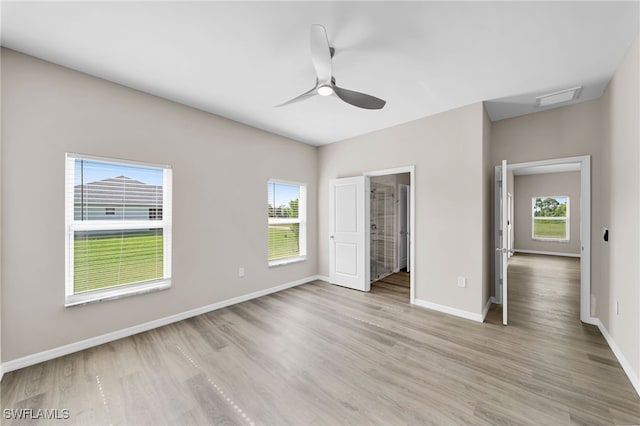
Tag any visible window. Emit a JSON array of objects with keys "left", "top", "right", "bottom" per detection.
[
  {"left": 65, "top": 154, "right": 172, "bottom": 306},
  {"left": 268, "top": 180, "right": 306, "bottom": 265},
  {"left": 532, "top": 196, "right": 569, "bottom": 241}
]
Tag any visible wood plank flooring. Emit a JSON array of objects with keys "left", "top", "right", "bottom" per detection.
[{"left": 2, "top": 255, "right": 639, "bottom": 425}]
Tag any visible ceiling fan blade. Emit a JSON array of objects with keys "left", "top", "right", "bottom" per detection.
[
  {"left": 333, "top": 85, "right": 386, "bottom": 110},
  {"left": 310, "top": 24, "right": 332, "bottom": 83},
  {"left": 275, "top": 85, "right": 317, "bottom": 107}
]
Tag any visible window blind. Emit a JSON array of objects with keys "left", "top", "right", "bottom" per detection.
[
  {"left": 65, "top": 154, "right": 172, "bottom": 304},
  {"left": 268, "top": 181, "right": 306, "bottom": 262}
]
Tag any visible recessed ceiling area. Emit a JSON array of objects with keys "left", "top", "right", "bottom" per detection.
[{"left": 1, "top": 1, "right": 638, "bottom": 146}]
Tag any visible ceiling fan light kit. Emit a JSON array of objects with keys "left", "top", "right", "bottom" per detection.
[
  {"left": 317, "top": 85, "right": 334, "bottom": 96},
  {"left": 277, "top": 24, "right": 386, "bottom": 110}
]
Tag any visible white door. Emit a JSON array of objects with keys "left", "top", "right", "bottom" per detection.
[
  {"left": 507, "top": 192, "right": 514, "bottom": 259},
  {"left": 495, "top": 160, "right": 509, "bottom": 325},
  {"left": 398, "top": 184, "right": 409, "bottom": 270},
  {"left": 329, "top": 176, "right": 370, "bottom": 291}
]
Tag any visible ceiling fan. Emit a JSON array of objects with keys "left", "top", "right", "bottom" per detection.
[{"left": 277, "top": 24, "right": 386, "bottom": 110}]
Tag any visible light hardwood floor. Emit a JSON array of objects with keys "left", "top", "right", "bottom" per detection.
[{"left": 2, "top": 255, "right": 639, "bottom": 425}]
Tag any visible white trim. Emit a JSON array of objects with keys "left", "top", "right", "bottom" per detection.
[
  {"left": 316, "top": 275, "right": 330, "bottom": 282},
  {"left": 591, "top": 318, "right": 640, "bottom": 398},
  {"left": 0, "top": 364, "right": 4, "bottom": 383},
  {"left": 66, "top": 152, "right": 172, "bottom": 169},
  {"left": 481, "top": 298, "right": 493, "bottom": 322},
  {"left": 581, "top": 316, "right": 599, "bottom": 326},
  {"left": 514, "top": 249, "right": 581, "bottom": 258},
  {"left": 490, "top": 296, "right": 500, "bottom": 304},
  {"left": 364, "top": 166, "right": 413, "bottom": 177},
  {"left": 65, "top": 279, "right": 171, "bottom": 307},
  {"left": 268, "top": 256, "right": 306, "bottom": 267},
  {"left": 1, "top": 275, "right": 320, "bottom": 375},
  {"left": 414, "top": 299, "right": 484, "bottom": 323}
]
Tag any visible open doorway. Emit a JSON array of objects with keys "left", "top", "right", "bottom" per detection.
[
  {"left": 369, "top": 172, "right": 411, "bottom": 301},
  {"left": 494, "top": 156, "right": 591, "bottom": 325},
  {"left": 328, "top": 166, "right": 415, "bottom": 302}
]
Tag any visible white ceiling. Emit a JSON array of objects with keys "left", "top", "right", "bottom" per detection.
[{"left": 1, "top": 1, "right": 638, "bottom": 146}]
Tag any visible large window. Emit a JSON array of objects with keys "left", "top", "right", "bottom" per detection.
[
  {"left": 532, "top": 196, "right": 569, "bottom": 241},
  {"left": 268, "top": 180, "right": 306, "bottom": 265},
  {"left": 65, "top": 154, "right": 172, "bottom": 306}
]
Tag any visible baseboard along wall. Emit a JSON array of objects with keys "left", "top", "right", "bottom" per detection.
[
  {"left": 514, "top": 249, "right": 581, "bottom": 258},
  {"left": 1, "top": 275, "right": 323, "bottom": 376},
  {"left": 588, "top": 317, "right": 640, "bottom": 398}
]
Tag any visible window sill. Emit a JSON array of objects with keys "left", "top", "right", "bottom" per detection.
[
  {"left": 65, "top": 279, "right": 171, "bottom": 308},
  {"left": 532, "top": 238, "right": 570, "bottom": 243},
  {"left": 269, "top": 256, "right": 307, "bottom": 268}
]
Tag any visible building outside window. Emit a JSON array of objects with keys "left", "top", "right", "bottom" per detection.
[{"left": 65, "top": 153, "right": 172, "bottom": 306}]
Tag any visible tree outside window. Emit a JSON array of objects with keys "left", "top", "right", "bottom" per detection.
[{"left": 532, "top": 196, "right": 569, "bottom": 241}]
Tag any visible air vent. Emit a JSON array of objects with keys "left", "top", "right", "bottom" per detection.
[{"left": 536, "top": 86, "right": 582, "bottom": 107}]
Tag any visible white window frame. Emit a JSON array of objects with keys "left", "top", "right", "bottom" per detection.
[
  {"left": 531, "top": 195, "right": 570, "bottom": 242},
  {"left": 64, "top": 153, "right": 172, "bottom": 307},
  {"left": 268, "top": 179, "right": 307, "bottom": 267}
]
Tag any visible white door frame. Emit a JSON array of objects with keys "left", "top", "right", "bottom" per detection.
[
  {"left": 397, "top": 184, "right": 410, "bottom": 271},
  {"left": 496, "top": 155, "right": 591, "bottom": 323},
  {"left": 364, "top": 166, "right": 416, "bottom": 303}
]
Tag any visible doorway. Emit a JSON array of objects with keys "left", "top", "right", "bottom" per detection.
[
  {"left": 495, "top": 156, "right": 591, "bottom": 324},
  {"left": 328, "top": 166, "right": 415, "bottom": 303},
  {"left": 369, "top": 174, "right": 411, "bottom": 278},
  {"left": 366, "top": 166, "right": 415, "bottom": 303}
]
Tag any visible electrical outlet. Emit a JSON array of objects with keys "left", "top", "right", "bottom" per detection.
[
  {"left": 239, "top": 267, "right": 245, "bottom": 278},
  {"left": 457, "top": 276, "right": 466, "bottom": 288}
]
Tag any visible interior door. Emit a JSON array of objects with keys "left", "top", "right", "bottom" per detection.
[
  {"left": 495, "top": 160, "right": 509, "bottom": 325},
  {"left": 329, "top": 176, "right": 370, "bottom": 291},
  {"left": 398, "top": 184, "right": 409, "bottom": 270}
]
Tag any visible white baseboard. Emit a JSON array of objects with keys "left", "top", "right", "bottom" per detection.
[
  {"left": 490, "top": 296, "right": 500, "bottom": 304},
  {"left": 591, "top": 317, "right": 640, "bottom": 398},
  {"left": 315, "top": 275, "right": 330, "bottom": 282},
  {"left": 0, "top": 364, "right": 3, "bottom": 383},
  {"left": 514, "top": 249, "right": 581, "bottom": 258},
  {"left": 481, "top": 298, "right": 493, "bottom": 322},
  {"left": 581, "top": 316, "right": 599, "bottom": 326},
  {"left": 1, "top": 275, "right": 320, "bottom": 377},
  {"left": 414, "top": 299, "right": 484, "bottom": 323}
]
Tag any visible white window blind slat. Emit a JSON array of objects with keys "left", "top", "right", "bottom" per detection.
[
  {"left": 65, "top": 154, "right": 172, "bottom": 305},
  {"left": 268, "top": 180, "right": 306, "bottom": 262}
]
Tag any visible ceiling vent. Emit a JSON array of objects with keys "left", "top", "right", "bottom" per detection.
[{"left": 536, "top": 86, "right": 583, "bottom": 107}]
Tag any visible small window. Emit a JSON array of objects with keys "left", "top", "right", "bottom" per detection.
[
  {"left": 268, "top": 180, "right": 307, "bottom": 266},
  {"left": 65, "top": 154, "right": 172, "bottom": 306},
  {"left": 532, "top": 196, "right": 569, "bottom": 241}
]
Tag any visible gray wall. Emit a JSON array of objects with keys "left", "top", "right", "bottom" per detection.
[
  {"left": 1, "top": 49, "right": 318, "bottom": 362},
  {"left": 514, "top": 172, "right": 581, "bottom": 255},
  {"left": 491, "top": 33, "right": 639, "bottom": 385},
  {"left": 318, "top": 102, "right": 491, "bottom": 316},
  {"left": 599, "top": 34, "right": 639, "bottom": 379},
  {"left": 482, "top": 107, "right": 492, "bottom": 305}
]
